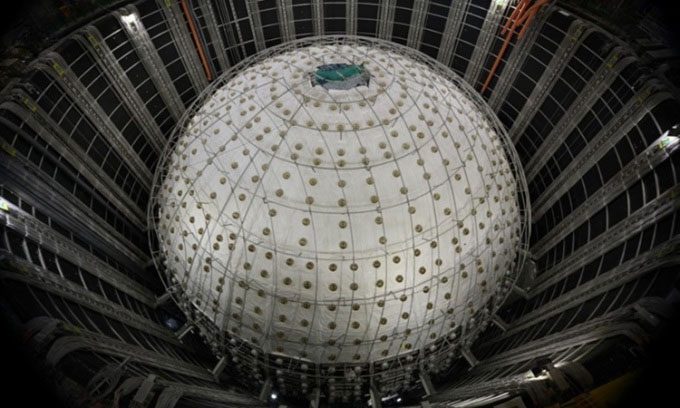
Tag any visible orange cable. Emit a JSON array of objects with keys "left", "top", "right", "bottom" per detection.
[
  {"left": 481, "top": 0, "right": 551, "bottom": 94},
  {"left": 518, "top": 0, "right": 550, "bottom": 38},
  {"left": 481, "top": 26, "right": 515, "bottom": 94},
  {"left": 179, "top": 0, "right": 213, "bottom": 81},
  {"left": 502, "top": 0, "right": 529, "bottom": 36}
]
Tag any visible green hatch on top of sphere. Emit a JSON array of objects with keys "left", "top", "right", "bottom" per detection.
[{"left": 310, "top": 63, "right": 371, "bottom": 90}]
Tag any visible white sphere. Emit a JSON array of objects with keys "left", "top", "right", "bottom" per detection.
[{"left": 154, "top": 38, "right": 524, "bottom": 387}]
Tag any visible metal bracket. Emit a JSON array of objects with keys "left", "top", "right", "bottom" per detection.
[
  {"left": 309, "top": 387, "right": 321, "bottom": 408},
  {"left": 633, "top": 303, "right": 661, "bottom": 327},
  {"left": 461, "top": 347, "right": 479, "bottom": 368},
  {"left": 86, "top": 357, "right": 131, "bottom": 399},
  {"left": 176, "top": 322, "right": 194, "bottom": 340},
  {"left": 258, "top": 377, "right": 272, "bottom": 402},
  {"left": 369, "top": 384, "right": 382, "bottom": 408},
  {"left": 419, "top": 371, "right": 436, "bottom": 397},
  {"left": 492, "top": 314, "right": 510, "bottom": 332},
  {"left": 154, "top": 291, "right": 173, "bottom": 308},
  {"left": 131, "top": 374, "right": 157, "bottom": 408},
  {"left": 210, "top": 355, "right": 228, "bottom": 381}
]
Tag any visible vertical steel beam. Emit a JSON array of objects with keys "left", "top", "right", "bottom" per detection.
[
  {"left": 198, "top": 0, "right": 231, "bottom": 72},
  {"left": 531, "top": 185, "right": 680, "bottom": 296},
  {"left": 258, "top": 377, "right": 272, "bottom": 402},
  {"left": 461, "top": 347, "right": 479, "bottom": 367},
  {"left": 346, "top": 0, "right": 358, "bottom": 36},
  {"left": 309, "top": 387, "right": 321, "bottom": 408},
  {"left": 1, "top": 95, "right": 146, "bottom": 225},
  {"left": 155, "top": 291, "right": 174, "bottom": 308},
  {"left": 77, "top": 27, "right": 165, "bottom": 152},
  {"left": 488, "top": 6, "right": 552, "bottom": 111},
  {"left": 492, "top": 314, "right": 509, "bottom": 332},
  {"left": 216, "top": 0, "right": 249, "bottom": 61},
  {"left": 525, "top": 52, "right": 636, "bottom": 180},
  {"left": 531, "top": 91, "right": 672, "bottom": 236},
  {"left": 245, "top": 0, "right": 266, "bottom": 51},
  {"left": 464, "top": 0, "right": 513, "bottom": 86},
  {"left": 369, "top": 384, "right": 382, "bottom": 408},
  {"left": 436, "top": 0, "right": 468, "bottom": 66},
  {"left": 507, "top": 21, "right": 590, "bottom": 143},
  {"left": 419, "top": 371, "right": 436, "bottom": 397},
  {"left": 154, "top": 0, "right": 209, "bottom": 91},
  {"left": 115, "top": 8, "right": 185, "bottom": 120},
  {"left": 278, "top": 0, "right": 296, "bottom": 43},
  {"left": 377, "top": 0, "right": 396, "bottom": 41},
  {"left": 531, "top": 86, "right": 669, "bottom": 218},
  {"left": 131, "top": 375, "right": 157, "bottom": 407},
  {"left": 311, "top": 0, "right": 324, "bottom": 37},
  {"left": 177, "top": 322, "right": 194, "bottom": 341},
  {"left": 36, "top": 52, "right": 153, "bottom": 186},
  {"left": 407, "top": 0, "right": 429, "bottom": 50},
  {"left": 210, "top": 355, "right": 228, "bottom": 380},
  {"left": 0, "top": 147, "right": 148, "bottom": 266}
]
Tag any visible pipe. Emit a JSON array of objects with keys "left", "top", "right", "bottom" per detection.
[
  {"left": 179, "top": 0, "right": 213, "bottom": 81},
  {"left": 481, "top": 0, "right": 551, "bottom": 94},
  {"left": 518, "top": 2, "right": 547, "bottom": 39},
  {"left": 502, "top": 0, "right": 529, "bottom": 36},
  {"left": 189, "top": 0, "right": 219, "bottom": 76}
]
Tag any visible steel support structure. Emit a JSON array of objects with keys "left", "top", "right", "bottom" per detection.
[
  {"left": 436, "top": 0, "right": 468, "bottom": 66},
  {"left": 509, "top": 236, "right": 679, "bottom": 337},
  {"left": 0, "top": 199, "right": 152, "bottom": 304},
  {"left": 508, "top": 21, "right": 590, "bottom": 143},
  {"left": 0, "top": 144, "right": 149, "bottom": 266},
  {"left": 77, "top": 26, "right": 166, "bottom": 152},
  {"left": 199, "top": 0, "right": 231, "bottom": 73},
  {"left": 0, "top": 255, "right": 179, "bottom": 346},
  {"left": 464, "top": 0, "right": 513, "bottom": 86},
  {"left": 407, "top": 0, "right": 430, "bottom": 50},
  {"left": 532, "top": 127, "right": 679, "bottom": 255},
  {"left": 311, "top": 0, "right": 324, "bottom": 37},
  {"left": 45, "top": 323, "right": 213, "bottom": 381},
  {"left": 377, "top": 0, "right": 396, "bottom": 41},
  {"left": 155, "top": 0, "right": 209, "bottom": 91},
  {"left": 116, "top": 7, "right": 186, "bottom": 120},
  {"left": 346, "top": 0, "right": 358, "bottom": 37},
  {"left": 524, "top": 52, "right": 636, "bottom": 177},
  {"left": 531, "top": 184, "right": 680, "bottom": 295},
  {"left": 475, "top": 311, "right": 647, "bottom": 373},
  {"left": 1, "top": 97, "right": 146, "bottom": 226},
  {"left": 33, "top": 53, "right": 153, "bottom": 186},
  {"left": 488, "top": 6, "right": 553, "bottom": 110},
  {"left": 532, "top": 88, "right": 672, "bottom": 219},
  {"left": 278, "top": 0, "right": 296, "bottom": 43}
]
